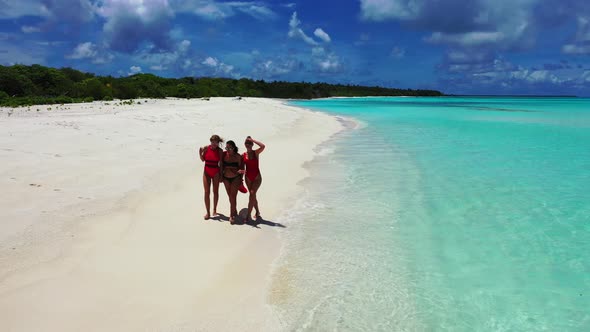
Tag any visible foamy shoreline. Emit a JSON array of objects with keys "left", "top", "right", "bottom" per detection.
[{"left": 0, "top": 97, "right": 343, "bottom": 331}]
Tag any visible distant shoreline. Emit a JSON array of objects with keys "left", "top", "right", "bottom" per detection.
[{"left": 447, "top": 94, "right": 579, "bottom": 98}]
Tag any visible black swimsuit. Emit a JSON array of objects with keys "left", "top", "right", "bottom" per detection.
[{"left": 223, "top": 159, "right": 241, "bottom": 183}]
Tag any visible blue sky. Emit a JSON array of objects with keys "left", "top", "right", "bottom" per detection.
[{"left": 1, "top": 0, "right": 589, "bottom": 95}]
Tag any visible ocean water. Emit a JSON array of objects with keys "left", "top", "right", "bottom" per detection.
[{"left": 271, "top": 97, "right": 590, "bottom": 331}]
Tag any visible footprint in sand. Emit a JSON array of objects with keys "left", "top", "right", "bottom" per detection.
[{"left": 29, "top": 183, "right": 42, "bottom": 187}]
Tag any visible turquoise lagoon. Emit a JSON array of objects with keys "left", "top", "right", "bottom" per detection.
[{"left": 271, "top": 97, "right": 590, "bottom": 331}]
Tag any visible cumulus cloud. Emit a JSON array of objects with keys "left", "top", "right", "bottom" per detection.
[
  {"left": 67, "top": 42, "right": 97, "bottom": 59},
  {"left": 360, "top": 0, "right": 421, "bottom": 21},
  {"left": 66, "top": 42, "right": 114, "bottom": 64},
  {"left": 359, "top": 0, "right": 590, "bottom": 92},
  {"left": 439, "top": 54, "right": 590, "bottom": 95},
  {"left": 252, "top": 57, "right": 303, "bottom": 78},
  {"left": 286, "top": 12, "right": 343, "bottom": 75},
  {"left": 202, "top": 56, "right": 219, "bottom": 67},
  {"left": 135, "top": 39, "right": 192, "bottom": 72},
  {"left": 314, "top": 28, "right": 331, "bottom": 43},
  {"left": 173, "top": 0, "right": 277, "bottom": 21},
  {"left": 317, "top": 54, "right": 342, "bottom": 72},
  {"left": 360, "top": 0, "right": 537, "bottom": 51},
  {"left": 200, "top": 56, "right": 237, "bottom": 77},
  {"left": 129, "top": 65, "right": 142, "bottom": 75},
  {"left": 41, "top": 0, "right": 95, "bottom": 24},
  {"left": 98, "top": 0, "right": 174, "bottom": 53}
]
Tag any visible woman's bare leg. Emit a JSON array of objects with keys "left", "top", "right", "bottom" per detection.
[
  {"left": 253, "top": 176, "right": 262, "bottom": 218},
  {"left": 212, "top": 173, "right": 220, "bottom": 216},
  {"left": 222, "top": 179, "right": 234, "bottom": 222},
  {"left": 203, "top": 173, "right": 212, "bottom": 219},
  {"left": 230, "top": 179, "right": 240, "bottom": 223},
  {"left": 245, "top": 175, "right": 262, "bottom": 220}
]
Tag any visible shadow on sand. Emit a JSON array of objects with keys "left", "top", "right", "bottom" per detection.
[{"left": 209, "top": 209, "right": 286, "bottom": 229}]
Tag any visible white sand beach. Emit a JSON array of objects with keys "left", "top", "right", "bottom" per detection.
[{"left": 0, "top": 98, "right": 342, "bottom": 331}]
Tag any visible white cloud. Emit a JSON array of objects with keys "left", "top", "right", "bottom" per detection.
[
  {"left": 129, "top": 65, "right": 142, "bottom": 75},
  {"left": 561, "top": 15, "right": 590, "bottom": 55},
  {"left": 200, "top": 56, "right": 236, "bottom": 76},
  {"left": 93, "top": 53, "right": 115, "bottom": 64},
  {"left": 360, "top": 0, "right": 421, "bottom": 21},
  {"left": 313, "top": 51, "right": 342, "bottom": 73},
  {"left": 311, "top": 47, "right": 325, "bottom": 56},
  {"left": 66, "top": 42, "right": 114, "bottom": 64},
  {"left": 562, "top": 44, "right": 590, "bottom": 55},
  {"left": 42, "top": 0, "right": 95, "bottom": 24},
  {"left": 286, "top": 12, "right": 343, "bottom": 75},
  {"left": 574, "top": 16, "right": 590, "bottom": 42},
  {"left": 21, "top": 25, "right": 41, "bottom": 33},
  {"left": 67, "top": 42, "right": 97, "bottom": 59},
  {"left": 252, "top": 57, "right": 302, "bottom": 78},
  {"left": 134, "top": 39, "right": 192, "bottom": 72},
  {"left": 179, "top": 39, "right": 191, "bottom": 52},
  {"left": 0, "top": 0, "right": 50, "bottom": 19},
  {"left": 288, "top": 12, "right": 318, "bottom": 45},
  {"left": 360, "top": 0, "right": 537, "bottom": 51},
  {"left": 426, "top": 31, "right": 505, "bottom": 47},
  {"left": 314, "top": 28, "right": 331, "bottom": 43},
  {"left": 98, "top": 0, "right": 174, "bottom": 53},
  {"left": 202, "top": 56, "right": 219, "bottom": 67},
  {"left": 177, "top": 1, "right": 277, "bottom": 21},
  {"left": 318, "top": 55, "right": 341, "bottom": 72}
]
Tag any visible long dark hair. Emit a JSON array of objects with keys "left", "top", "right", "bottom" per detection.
[{"left": 226, "top": 140, "right": 238, "bottom": 153}]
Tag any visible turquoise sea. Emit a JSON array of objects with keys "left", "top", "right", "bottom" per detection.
[{"left": 272, "top": 97, "right": 590, "bottom": 331}]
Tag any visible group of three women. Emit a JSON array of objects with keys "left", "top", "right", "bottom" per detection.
[{"left": 200, "top": 134, "right": 264, "bottom": 224}]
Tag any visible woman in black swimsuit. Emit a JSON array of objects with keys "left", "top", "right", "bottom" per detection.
[{"left": 222, "top": 140, "right": 244, "bottom": 224}]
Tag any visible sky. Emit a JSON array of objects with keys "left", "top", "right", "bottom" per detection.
[{"left": 1, "top": 0, "right": 589, "bottom": 95}]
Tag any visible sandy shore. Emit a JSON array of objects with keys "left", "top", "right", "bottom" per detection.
[{"left": 0, "top": 98, "right": 342, "bottom": 331}]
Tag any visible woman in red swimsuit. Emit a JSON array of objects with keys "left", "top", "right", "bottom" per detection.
[
  {"left": 239, "top": 136, "right": 265, "bottom": 221},
  {"left": 199, "top": 134, "right": 224, "bottom": 220}
]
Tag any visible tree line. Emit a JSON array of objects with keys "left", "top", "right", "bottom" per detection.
[{"left": 0, "top": 64, "right": 443, "bottom": 106}]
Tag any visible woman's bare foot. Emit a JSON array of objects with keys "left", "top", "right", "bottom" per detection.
[
  {"left": 229, "top": 216, "right": 235, "bottom": 224},
  {"left": 204, "top": 213, "right": 210, "bottom": 220},
  {"left": 212, "top": 210, "right": 219, "bottom": 217},
  {"left": 255, "top": 212, "right": 261, "bottom": 220}
]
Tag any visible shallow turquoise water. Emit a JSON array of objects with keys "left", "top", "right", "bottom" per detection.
[{"left": 274, "top": 97, "right": 590, "bottom": 331}]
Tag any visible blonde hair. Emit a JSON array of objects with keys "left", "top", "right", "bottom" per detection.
[{"left": 210, "top": 134, "right": 224, "bottom": 143}]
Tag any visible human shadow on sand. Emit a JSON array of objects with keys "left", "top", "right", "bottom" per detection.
[{"left": 209, "top": 209, "right": 286, "bottom": 229}]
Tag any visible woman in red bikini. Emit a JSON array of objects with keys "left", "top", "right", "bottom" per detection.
[
  {"left": 221, "top": 140, "right": 243, "bottom": 224},
  {"left": 239, "top": 136, "right": 265, "bottom": 221},
  {"left": 199, "top": 134, "right": 224, "bottom": 220}
]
